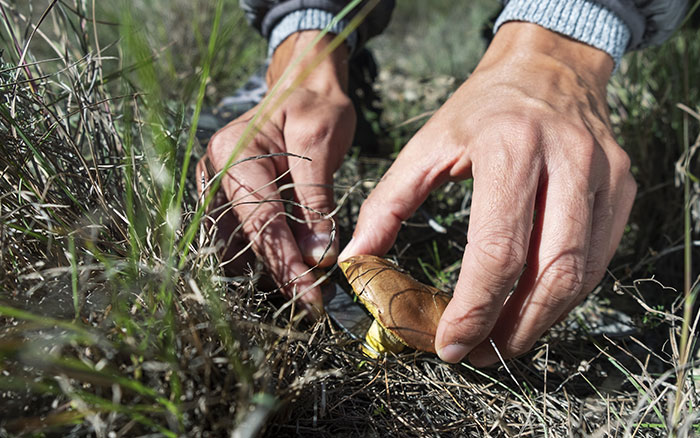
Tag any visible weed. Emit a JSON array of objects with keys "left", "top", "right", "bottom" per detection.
[{"left": 0, "top": 1, "right": 699, "bottom": 437}]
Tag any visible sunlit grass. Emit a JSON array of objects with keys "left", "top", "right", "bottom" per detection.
[{"left": 0, "top": 0, "right": 699, "bottom": 436}]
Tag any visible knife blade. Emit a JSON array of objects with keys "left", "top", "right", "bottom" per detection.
[{"left": 322, "top": 281, "right": 373, "bottom": 342}]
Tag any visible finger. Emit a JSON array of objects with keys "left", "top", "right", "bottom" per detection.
[
  {"left": 210, "top": 135, "right": 323, "bottom": 312},
  {"left": 284, "top": 124, "right": 349, "bottom": 268},
  {"left": 435, "top": 146, "right": 541, "bottom": 363},
  {"left": 466, "top": 170, "right": 595, "bottom": 367},
  {"left": 289, "top": 175, "right": 339, "bottom": 268},
  {"left": 338, "top": 134, "right": 453, "bottom": 259},
  {"left": 196, "top": 156, "right": 256, "bottom": 274},
  {"left": 561, "top": 169, "right": 637, "bottom": 318}
]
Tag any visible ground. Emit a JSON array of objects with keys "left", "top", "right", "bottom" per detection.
[{"left": 0, "top": 1, "right": 699, "bottom": 437}]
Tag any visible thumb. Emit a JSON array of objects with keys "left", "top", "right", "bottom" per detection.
[{"left": 339, "top": 139, "right": 453, "bottom": 259}]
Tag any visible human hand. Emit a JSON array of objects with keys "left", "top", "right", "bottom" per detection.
[
  {"left": 197, "top": 31, "right": 355, "bottom": 314},
  {"left": 339, "top": 22, "right": 636, "bottom": 365}
]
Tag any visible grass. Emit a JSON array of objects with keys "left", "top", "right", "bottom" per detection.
[{"left": 0, "top": 0, "right": 699, "bottom": 436}]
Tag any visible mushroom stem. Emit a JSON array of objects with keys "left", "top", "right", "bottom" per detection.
[{"left": 363, "top": 319, "right": 405, "bottom": 357}]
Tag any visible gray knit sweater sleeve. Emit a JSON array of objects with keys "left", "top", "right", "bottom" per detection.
[
  {"left": 239, "top": 0, "right": 395, "bottom": 51},
  {"left": 501, "top": 0, "right": 688, "bottom": 50},
  {"left": 240, "top": 0, "right": 686, "bottom": 55}
]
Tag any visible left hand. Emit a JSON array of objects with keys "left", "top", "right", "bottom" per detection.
[
  {"left": 340, "top": 22, "right": 637, "bottom": 366},
  {"left": 197, "top": 31, "right": 355, "bottom": 314}
]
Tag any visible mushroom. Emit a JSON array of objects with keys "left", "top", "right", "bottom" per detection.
[{"left": 338, "top": 255, "right": 451, "bottom": 357}]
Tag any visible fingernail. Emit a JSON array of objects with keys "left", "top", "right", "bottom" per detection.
[
  {"left": 300, "top": 234, "right": 337, "bottom": 265},
  {"left": 437, "top": 343, "right": 470, "bottom": 363},
  {"left": 338, "top": 237, "right": 358, "bottom": 261}
]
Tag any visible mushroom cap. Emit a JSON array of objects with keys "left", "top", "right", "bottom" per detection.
[{"left": 339, "top": 255, "right": 451, "bottom": 353}]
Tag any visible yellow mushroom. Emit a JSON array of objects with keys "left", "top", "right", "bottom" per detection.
[{"left": 338, "top": 255, "right": 451, "bottom": 357}]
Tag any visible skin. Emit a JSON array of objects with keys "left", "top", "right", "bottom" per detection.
[
  {"left": 197, "top": 31, "right": 354, "bottom": 314},
  {"left": 340, "top": 22, "right": 637, "bottom": 365},
  {"left": 204, "top": 22, "right": 637, "bottom": 366}
]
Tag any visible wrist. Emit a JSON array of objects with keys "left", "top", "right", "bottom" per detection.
[
  {"left": 481, "top": 22, "right": 613, "bottom": 91},
  {"left": 267, "top": 30, "right": 350, "bottom": 95},
  {"left": 494, "top": 0, "right": 630, "bottom": 68}
]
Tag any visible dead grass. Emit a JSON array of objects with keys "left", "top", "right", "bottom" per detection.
[{"left": 0, "top": 1, "right": 699, "bottom": 437}]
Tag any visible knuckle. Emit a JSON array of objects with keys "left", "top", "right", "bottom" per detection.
[
  {"left": 447, "top": 317, "right": 494, "bottom": 348},
  {"left": 362, "top": 193, "right": 408, "bottom": 224},
  {"left": 208, "top": 129, "right": 249, "bottom": 164},
  {"left": 570, "top": 125, "right": 597, "bottom": 148},
  {"left": 583, "top": 266, "right": 606, "bottom": 292},
  {"left": 207, "top": 132, "right": 227, "bottom": 158},
  {"left": 553, "top": 121, "right": 595, "bottom": 148},
  {"left": 238, "top": 210, "right": 291, "bottom": 257},
  {"left": 624, "top": 172, "right": 638, "bottom": 197},
  {"left": 290, "top": 121, "right": 333, "bottom": 150},
  {"left": 560, "top": 129, "right": 599, "bottom": 179},
  {"left": 241, "top": 209, "right": 277, "bottom": 236},
  {"left": 336, "top": 94, "right": 355, "bottom": 114},
  {"left": 227, "top": 175, "right": 265, "bottom": 201},
  {"left": 491, "top": 118, "right": 540, "bottom": 153},
  {"left": 471, "top": 232, "right": 527, "bottom": 283},
  {"left": 610, "top": 147, "right": 632, "bottom": 175},
  {"left": 574, "top": 136, "right": 598, "bottom": 166},
  {"left": 504, "top": 332, "right": 537, "bottom": 359},
  {"left": 307, "top": 123, "right": 332, "bottom": 144},
  {"left": 296, "top": 190, "right": 333, "bottom": 213},
  {"left": 538, "top": 255, "right": 586, "bottom": 306}
]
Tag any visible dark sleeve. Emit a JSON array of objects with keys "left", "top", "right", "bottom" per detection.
[
  {"left": 239, "top": 0, "right": 395, "bottom": 49},
  {"left": 593, "top": 0, "right": 688, "bottom": 49}
]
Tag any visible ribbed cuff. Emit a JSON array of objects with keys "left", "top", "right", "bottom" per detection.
[
  {"left": 495, "top": 0, "right": 631, "bottom": 68},
  {"left": 268, "top": 8, "right": 358, "bottom": 57}
]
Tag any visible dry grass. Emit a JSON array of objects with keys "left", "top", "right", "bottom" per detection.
[{"left": 0, "top": 1, "right": 699, "bottom": 437}]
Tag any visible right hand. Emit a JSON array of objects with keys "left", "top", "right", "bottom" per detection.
[
  {"left": 197, "top": 31, "right": 356, "bottom": 313},
  {"left": 339, "top": 23, "right": 636, "bottom": 365}
]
